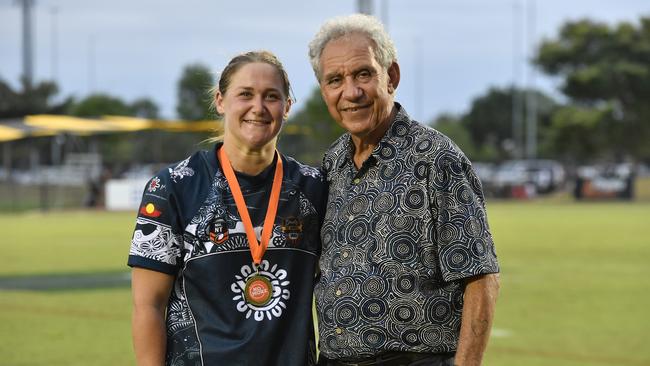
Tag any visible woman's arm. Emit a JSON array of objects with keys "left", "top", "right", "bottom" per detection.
[{"left": 131, "top": 267, "right": 175, "bottom": 366}]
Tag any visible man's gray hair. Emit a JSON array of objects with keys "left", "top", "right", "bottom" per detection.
[{"left": 308, "top": 14, "right": 397, "bottom": 81}]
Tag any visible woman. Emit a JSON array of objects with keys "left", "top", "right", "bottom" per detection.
[{"left": 129, "top": 51, "right": 326, "bottom": 366}]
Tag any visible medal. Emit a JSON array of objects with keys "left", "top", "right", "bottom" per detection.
[
  {"left": 218, "top": 147, "right": 283, "bottom": 306},
  {"left": 244, "top": 274, "right": 273, "bottom": 306}
]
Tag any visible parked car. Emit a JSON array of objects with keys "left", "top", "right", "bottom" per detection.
[
  {"left": 574, "top": 163, "right": 634, "bottom": 200},
  {"left": 491, "top": 159, "right": 566, "bottom": 198}
]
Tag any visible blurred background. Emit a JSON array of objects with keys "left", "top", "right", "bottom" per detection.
[{"left": 1, "top": 1, "right": 649, "bottom": 365}]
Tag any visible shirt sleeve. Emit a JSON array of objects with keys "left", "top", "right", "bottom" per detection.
[
  {"left": 127, "top": 173, "right": 183, "bottom": 275},
  {"left": 430, "top": 161, "right": 499, "bottom": 282}
]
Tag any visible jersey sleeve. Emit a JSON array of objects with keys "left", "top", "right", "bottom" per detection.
[
  {"left": 127, "top": 172, "right": 183, "bottom": 275},
  {"left": 429, "top": 160, "right": 500, "bottom": 282}
]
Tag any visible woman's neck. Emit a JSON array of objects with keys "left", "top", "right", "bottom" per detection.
[{"left": 222, "top": 142, "right": 276, "bottom": 176}]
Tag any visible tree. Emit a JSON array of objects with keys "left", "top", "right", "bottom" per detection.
[
  {"left": 431, "top": 113, "right": 483, "bottom": 160},
  {"left": 460, "top": 86, "right": 557, "bottom": 161},
  {"left": 131, "top": 97, "right": 160, "bottom": 119},
  {"left": 176, "top": 64, "right": 215, "bottom": 121},
  {"left": 69, "top": 94, "right": 133, "bottom": 117},
  {"left": 535, "top": 16, "right": 650, "bottom": 161},
  {"left": 67, "top": 94, "right": 171, "bottom": 168},
  {"left": 546, "top": 105, "right": 612, "bottom": 163},
  {"left": 0, "top": 77, "right": 72, "bottom": 118}
]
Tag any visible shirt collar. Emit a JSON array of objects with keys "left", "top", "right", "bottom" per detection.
[
  {"left": 334, "top": 102, "right": 412, "bottom": 171},
  {"left": 211, "top": 141, "right": 222, "bottom": 169}
]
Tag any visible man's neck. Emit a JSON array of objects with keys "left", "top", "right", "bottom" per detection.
[
  {"left": 350, "top": 137, "right": 378, "bottom": 169},
  {"left": 222, "top": 142, "right": 276, "bottom": 176},
  {"left": 350, "top": 107, "right": 397, "bottom": 169}
]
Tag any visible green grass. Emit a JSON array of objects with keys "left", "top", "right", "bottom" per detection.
[
  {"left": 0, "top": 210, "right": 135, "bottom": 276},
  {"left": 1, "top": 202, "right": 649, "bottom": 365},
  {"left": 485, "top": 201, "right": 650, "bottom": 366},
  {"left": 0, "top": 210, "right": 135, "bottom": 366},
  {"left": 0, "top": 288, "right": 133, "bottom": 366},
  {"left": 0, "top": 183, "right": 88, "bottom": 212}
]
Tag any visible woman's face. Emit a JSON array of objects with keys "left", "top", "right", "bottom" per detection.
[{"left": 216, "top": 62, "right": 291, "bottom": 151}]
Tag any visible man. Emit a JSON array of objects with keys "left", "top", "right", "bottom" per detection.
[{"left": 309, "top": 14, "right": 500, "bottom": 366}]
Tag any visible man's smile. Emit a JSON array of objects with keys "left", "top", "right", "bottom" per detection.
[{"left": 340, "top": 104, "right": 371, "bottom": 113}]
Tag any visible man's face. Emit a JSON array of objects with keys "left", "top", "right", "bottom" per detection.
[{"left": 318, "top": 33, "right": 398, "bottom": 142}]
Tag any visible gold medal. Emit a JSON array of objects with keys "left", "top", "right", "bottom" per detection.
[{"left": 244, "top": 274, "right": 273, "bottom": 306}]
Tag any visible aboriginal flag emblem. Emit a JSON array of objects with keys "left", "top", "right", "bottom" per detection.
[{"left": 139, "top": 203, "right": 162, "bottom": 218}]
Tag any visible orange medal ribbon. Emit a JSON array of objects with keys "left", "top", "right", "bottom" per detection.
[{"left": 218, "top": 147, "right": 283, "bottom": 265}]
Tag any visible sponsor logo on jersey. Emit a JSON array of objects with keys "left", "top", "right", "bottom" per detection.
[
  {"left": 139, "top": 203, "right": 162, "bottom": 218},
  {"left": 281, "top": 217, "right": 302, "bottom": 245}
]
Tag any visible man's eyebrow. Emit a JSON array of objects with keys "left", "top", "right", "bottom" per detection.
[
  {"left": 322, "top": 70, "right": 341, "bottom": 80},
  {"left": 352, "top": 64, "right": 375, "bottom": 73}
]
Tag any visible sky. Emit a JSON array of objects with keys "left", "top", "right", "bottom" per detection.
[{"left": 1, "top": 0, "right": 648, "bottom": 123}]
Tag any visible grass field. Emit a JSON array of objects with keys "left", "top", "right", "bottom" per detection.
[
  {"left": 1, "top": 201, "right": 649, "bottom": 365},
  {"left": 0, "top": 211, "right": 136, "bottom": 365}
]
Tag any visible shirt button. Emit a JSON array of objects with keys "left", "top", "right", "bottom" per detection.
[
  {"left": 342, "top": 252, "right": 349, "bottom": 258},
  {"left": 353, "top": 178, "right": 360, "bottom": 184},
  {"left": 335, "top": 289, "right": 342, "bottom": 296},
  {"left": 335, "top": 328, "right": 343, "bottom": 335},
  {"left": 348, "top": 215, "right": 354, "bottom": 221}
]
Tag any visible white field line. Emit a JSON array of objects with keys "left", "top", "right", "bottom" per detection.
[{"left": 491, "top": 328, "right": 513, "bottom": 338}]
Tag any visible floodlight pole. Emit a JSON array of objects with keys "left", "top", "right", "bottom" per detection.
[
  {"left": 357, "top": 0, "right": 389, "bottom": 29},
  {"left": 525, "top": 0, "right": 538, "bottom": 160},
  {"left": 50, "top": 6, "right": 58, "bottom": 81},
  {"left": 18, "top": 0, "right": 35, "bottom": 89},
  {"left": 88, "top": 35, "right": 96, "bottom": 93},
  {"left": 357, "top": 0, "right": 373, "bottom": 15},
  {"left": 512, "top": 0, "right": 524, "bottom": 159},
  {"left": 381, "top": 0, "right": 389, "bottom": 29}
]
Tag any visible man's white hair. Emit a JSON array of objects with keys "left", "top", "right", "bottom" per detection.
[{"left": 308, "top": 14, "right": 397, "bottom": 81}]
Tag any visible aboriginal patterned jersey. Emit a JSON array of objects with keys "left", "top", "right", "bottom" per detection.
[
  {"left": 128, "top": 143, "right": 326, "bottom": 366},
  {"left": 315, "top": 103, "right": 499, "bottom": 359}
]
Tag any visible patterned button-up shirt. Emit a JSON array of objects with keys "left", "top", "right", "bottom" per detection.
[{"left": 315, "top": 103, "right": 499, "bottom": 359}]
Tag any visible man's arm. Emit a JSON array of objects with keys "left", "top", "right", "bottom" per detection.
[
  {"left": 454, "top": 273, "right": 500, "bottom": 366},
  {"left": 131, "top": 267, "right": 175, "bottom": 366}
]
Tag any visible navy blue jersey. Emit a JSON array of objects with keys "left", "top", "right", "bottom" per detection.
[{"left": 128, "top": 143, "right": 327, "bottom": 366}]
